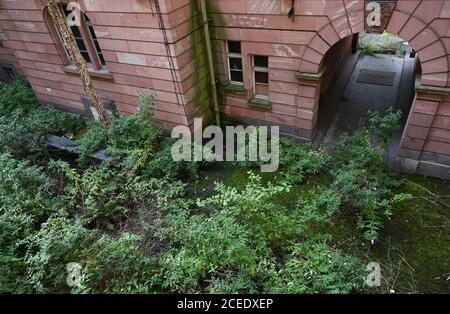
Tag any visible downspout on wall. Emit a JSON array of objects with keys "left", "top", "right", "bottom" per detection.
[{"left": 199, "top": 0, "right": 221, "bottom": 126}]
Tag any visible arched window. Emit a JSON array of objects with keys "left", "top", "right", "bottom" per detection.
[{"left": 45, "top": 3, "right": 106, "bottom": 71}]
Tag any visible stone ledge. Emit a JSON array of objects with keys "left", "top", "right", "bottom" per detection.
[
  {"left": 47, "top": 135, "right": 112, "bottom": 162},
  {"left": 248, "top": 98, "right": 271, "bottom": 110},
  {"left": 223, "top": 84, "right": 247, "bottom": 95},
  {"left": 395, "top": 156, "right": 450, "bottom": 180},
  {"left": 295, "top": 67, "right": 327, "bottom": 81},
  {"left": 63, "top": 65, "right": 114, "bottom": 81},
  {"left": 415, "top": 82, "right": 450, "bottom": 95}
]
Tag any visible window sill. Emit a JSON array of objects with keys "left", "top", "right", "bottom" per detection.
[
  {"left": 224, "top": 83, "right": 247, "bottom": 95},
  {"left": 248, "top": 97, "right": 271, "bottom": 110},
  {"left": 63, "top": 65, "right": 113, "bottom": 81}
]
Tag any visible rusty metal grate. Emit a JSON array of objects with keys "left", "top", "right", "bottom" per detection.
[{"left": 357, "top": 69, "right": 396, "bottom": 86}]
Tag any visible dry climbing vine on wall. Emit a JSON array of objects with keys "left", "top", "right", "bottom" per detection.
[{"left": 45, "top": 0, "right": 110, "bottom": 128}]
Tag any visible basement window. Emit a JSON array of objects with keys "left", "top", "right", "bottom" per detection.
[
  {"left": 253, "top": 55, "right": 269, "bottom": 99},
  {"left": 0, "top": 65, "right": 15, "bottom": 84},
  {"left": 227, "top": 41, "right": 244, "bottom": 85}
]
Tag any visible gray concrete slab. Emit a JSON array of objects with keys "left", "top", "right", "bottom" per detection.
[{"left": 319, "top": 53, "right": 408, "bottom": 151}]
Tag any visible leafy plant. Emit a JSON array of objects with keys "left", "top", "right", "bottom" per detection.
[
  {"left": 197, "top": 172, "right": 297, "bottom": 244},
  {"left": 0, "top": 78, "right": 84, "bottom": 158},
  {"left": 369, "top": 108, "right": 402, "bottom": 149},
  {"left": 76, "top": 233, "right": 160, "bottom": 294},
  {"left": 24, "top": 217, "right": 96, "bottom": 293},
  {"left": 78, "top": 91, "right": 204, "bottom": 179},
  {"left": 361, "top": 42, "right": 379, "bottom": 54},
  {"left": 159, "top": 208, "right": 262, "bottom": 293},
  {"left": 77, "top": 98, "right": 160, "bottom": 165},
  {"left": 48, "top": 159, "right": 185, "bottom": 231},
  {"left": 268, "top": 236, "right": 364, "bottom": 293},
  {"left": 279, "top": 139, "right": 331, "bottom": 183},
  {"left": 0, "top": 154, "right": 56, "bottom": 293},
  {"left": 329, "top": 110, "right": 412, "bottom": 241}
]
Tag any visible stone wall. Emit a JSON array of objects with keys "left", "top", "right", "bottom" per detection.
[
  {"left": 0, "top": 0, "right": 212, "bottom": 128},
  {"left": 0, "top": 0, "right": 449, "bottom": 178}
]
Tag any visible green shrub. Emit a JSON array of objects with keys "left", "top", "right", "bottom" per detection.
[
  {"left": 332, "top": 165, "right": 411, "bottom": 241},
  {"left": 0, "top": 154, "right": 58, "bottom": 293},
  {"left": 268, "top": 236, "right": 364, "bottom": 293},
  {"left": 0, "top": 77, "right": 37, "bottom": 115},
  {"left": 48, "top": 159, "right": 185, "bottom": 231},
  {"left": 197, "top": 172, "right": 297, "bottom": 245},
  {"left": 330, "top": 110, "right": 412, "bottom": 241},
  {"left": 25, "top": 217, "right": 96, "bottom": 293},
  {"left": 160, "top": 209, "right": 261, "bottom": 293},
  {"left": 78, "top": 92, "right": 204, "bottom": 179},
  {"left": 77, "top": 100, "right": 160, "bottom": 165},
  {"left": 24, "top": 216, "right": 160, "bottom": 293},
  {"left": 279, "top": 139, "right": 331, "bottom": 183},
  {"left": 144, "top": 138, "right": 201, "bottom": 179},
  {"left": 361, "top": 42, "right": 379, "bottom": 54},
  {"left": 369, "top": 108, "right": 402, "bottom": 149},
  {"left": 297, "top": 188, "right": 343, "bottom": 224},
  {"left": 76, "top": 233, "right": 160, "bottom": 294},
  {"left": 0, "top": 78, "right": 84, "bottom": 158}
]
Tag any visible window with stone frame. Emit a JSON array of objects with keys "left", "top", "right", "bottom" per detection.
[
  {"left": 253, "top": 55, "right": 269, "bottom": 99},
  {"left": 45, "top": 3, "right": 106, "bottom": 71},
  {"left": 227, "top": 41, "right": 244, "bottom": 85}
]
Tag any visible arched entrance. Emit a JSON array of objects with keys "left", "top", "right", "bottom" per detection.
[
  {"left": 313, "top": 32, "right": 419, "bottom": 154},
  {"left": 295, "top": 0, "right": 450, "bottom": 179}
]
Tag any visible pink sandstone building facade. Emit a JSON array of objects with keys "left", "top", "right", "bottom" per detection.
[{"left": 0, "top": 0, "right": 450, "bottom": 178}]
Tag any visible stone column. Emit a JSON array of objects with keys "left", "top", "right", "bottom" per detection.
[
  {"left": 295, "top": 70, "right": 324, "bottom": 141},
  {"left": 397, "top": 84, "right": 450, "bottom": 180}
]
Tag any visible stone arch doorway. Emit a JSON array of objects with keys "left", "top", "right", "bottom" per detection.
[
  {"left": 314, "top": 32, "right": 419, "bottom": 152},
  {"left": 295, "top": 0, "right": 450, "bottom": 179}
]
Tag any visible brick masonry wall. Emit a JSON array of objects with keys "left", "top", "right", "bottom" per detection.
[
  {"left": 209, "top": 0, "right": 325, "bottom": 139},
  {"left": 0, "top": 0, "right": 449, "bottom": 177},
  {"left": 208, "top": 0, "right": 450, "bottom": 177},
  {"left": 0, "top": 7, "right": 22, "bottom": 79},
  {"left": 0, "top": 0, "right": 212, "bottom": 129},
  {"left": 320, "top": 35, "right": 353, "bottom": 96}
]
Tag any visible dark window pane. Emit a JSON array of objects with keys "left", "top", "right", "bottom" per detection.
[
  {"left": 98, "top": 53, "right": 106, "bottom": 65},
  {"left": 70, "top": 26, "right": 82, "bottom": 38},
  {"left": 88, "top": 26, "right": 98, "bottom": 40},
  {"left": 255, "top": 71, "right": 269, "bottom": 84},
  {"left": 229, "top": 58, "right": 242, "bottom": 71},
  {"left": 254, "top": 55, "right": 268, "bottom": 68},
  {"left": 228, "top": 41, "right": 241, "bottom": 54},
  {"left": 94, "top": 40, "right": 101, "bottom": 52},
  {"left": 85, "top": 16, "right": 98, "bottom": 40},
  {"left": 230, "top": 71, "right": 243, "bottom": 83},
  {"left": 85, "top": 16, "right": 104, "bottom": 60},
  {"left": 75, "top": 38, "right": 87, "bottom": 51},
  {"left": 61, "top": 4, "right": 69, "bottom": 16},
  {"left": 81, "top": 51, "right": 91, "bottom": 63}
]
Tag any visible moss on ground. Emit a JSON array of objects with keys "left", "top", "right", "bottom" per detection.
[{"left": 191, "top": 165, "right": 450, "bottom": 293}]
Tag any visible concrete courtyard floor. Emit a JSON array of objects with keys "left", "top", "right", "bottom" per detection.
[{"left": 315, "top": 50, "right": 417, "bottom": 159}]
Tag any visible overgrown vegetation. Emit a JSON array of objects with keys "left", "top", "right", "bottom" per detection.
[
  {"left": 361, "top": 42, "right": 379, "bottom": 55},
  {"left": 0, "top": 78, "right": 84, "bottom": 159},
  {"left": 77, "top": 90, "right": 201, "bottom": 179},
  {"left": 0, "top": 79, "right": 448, "bottom": 294}
]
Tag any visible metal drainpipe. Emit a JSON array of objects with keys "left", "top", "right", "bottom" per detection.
[{"left": 199, "top": 0, "right": 221, "bottom": 126}]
